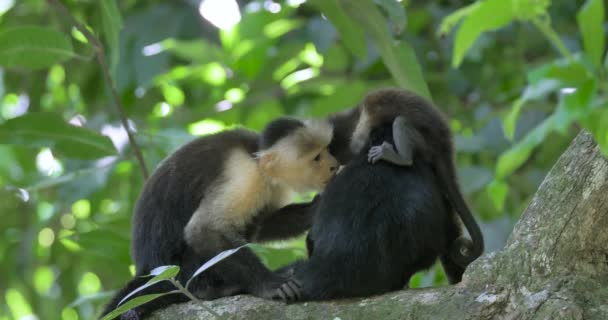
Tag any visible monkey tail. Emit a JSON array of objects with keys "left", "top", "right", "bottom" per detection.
[
  {"left": 437, "top": 159, "right": 485, "bottom": 267},
  {"left": 99, "top": 276, "right": 186, "bottom": 320}
]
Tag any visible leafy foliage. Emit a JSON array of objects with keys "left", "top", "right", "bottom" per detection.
[{"left": 0, "top": 0, "right": 602, "bottom": 319}]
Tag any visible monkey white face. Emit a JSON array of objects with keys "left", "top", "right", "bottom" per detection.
[
  {"left": 350, "top": 107, "right": 371, "bottom": 154},
  {"left": 258, "top": 120, "right": 339, "bottom": 192}
]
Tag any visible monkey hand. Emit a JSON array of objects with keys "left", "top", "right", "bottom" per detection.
[
  {"left": 368, "top": 142, "right": 396, "bottom": 164},
  {"left": 271, "top": 278, "right": 302, "bottom": 303},
  {"left": 368, "top": 141, "right": 413, "bottom": 166}
]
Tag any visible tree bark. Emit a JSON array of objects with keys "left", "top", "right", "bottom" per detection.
[{"left": 150, "top": 131, "right": 608, "bottom": 320}]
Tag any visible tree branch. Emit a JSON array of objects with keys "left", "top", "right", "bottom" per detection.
[
  {"left": 47, "top": 0, "right": 150, "bottom": 180},
  {"left": 148, "top": 131, "right": 608, "bottom": 319}
]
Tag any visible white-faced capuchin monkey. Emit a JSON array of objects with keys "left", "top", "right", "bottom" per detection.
[
  {"left": 328, "top": 88, "right": 484, "bottom": 268},
  {"left": 101, "top": 117, "right": 338, "bottom": 319},
  {"left": 272, "top": 88, "right": 484, "bottom": 302}
]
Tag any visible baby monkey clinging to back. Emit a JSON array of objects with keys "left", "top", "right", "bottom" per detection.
[{"left": 273, "top": 88, "right": 484, "bottom": 302}]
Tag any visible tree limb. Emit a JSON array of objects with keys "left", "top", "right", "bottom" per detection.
[{"left": 148, "top": 131, "right": 608, "bottom": 319}]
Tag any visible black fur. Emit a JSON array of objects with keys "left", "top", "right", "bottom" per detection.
[
  {"left": 328, "top": 88, "right": 483, "bottom": 267},
  {"left": 101, "top": 119, "right": 319, "bottom": 319},
  {"left": 258, "top": 117, "right": 304, "bottom": 150},
  {"left": 327, "top": 107, "right": 361, "bottom": 165},
  {"left": 278, "top": 124, "right": 464, "bottom": 301}
]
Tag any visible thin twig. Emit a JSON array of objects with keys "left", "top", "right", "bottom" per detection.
[
  {"left": 170, "top": 280, "right": 222, "bottom": 319},
  {"left": 47, "top": 0, "right": 150, "bottom": 180}
]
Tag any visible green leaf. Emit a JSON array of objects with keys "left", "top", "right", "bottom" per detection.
[
  {"left": 116, "top": 265, "right": 180, "bottom": 306},
  {"left": 0, "top": 26, "right": 75, "bottom": 69},
  {"left": 307, "top": 0, "right": 367, "bottom": 60},
  {"left": 0, "top": 113, "right": 117, "bottom": 159},
  {"left": 248, "top": 243, "right": 307, "bottom": 270},
  {"left": 70, "top": 229, "right": 130, "bottom": 262},
  {"left": 576, "top": 0, "right": 605, "bottom": 69},
  {"left": 101, "top": 293, "right": 177, "bottom": 320},
  {"left": 162, "top": 39, "right": 225, "bottom": 64},
  {"left": 458, "top": 166, "right": 493, "bottom": 194},
  {"left": 496, "top": 115, "right": 556, "bottom": 179},
  {"left": 503, "top": 79, "right": 560, "bottom": 140},
  {"left": 374, "top": 0, "right": 407, "bottom": 34},
  {"left": 487, "top": 180, "right": 508, "bottom": 211},
  {"left": 452, "top": 0, "right": 514, "bottom": 67},
  {"left": 188, "top": 245, "right": 248, "bottom": 285},
  {"left": 148, "top": 265, "right": 180, "bottom": 282},
  {"left": 553, "top": 79, "right": 596, "bottom": 134},
  {"left": 338, "top": 0, "right": 431, "bottom": 99},
  {"left": 100, "top": 0, "right": 123, "bottom": 75},
  {"left": 437, "top": 3, "right": 480, "bottom": 36}
]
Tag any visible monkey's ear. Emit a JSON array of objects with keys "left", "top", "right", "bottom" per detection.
[{"left": 258, "top": 152, "right": 278, "bottom": 172}]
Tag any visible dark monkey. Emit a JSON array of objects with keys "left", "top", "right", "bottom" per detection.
[
  {"left": 275, "top": 121, "right": 453, "bottom": 301},
  {"left": 327, "top": 88, "right": 483, "bottom": 265},
  {"left": 275, "top": 88, "right": 484, "bottom": 301},
  {"left": 101, "top": 117, "right": 338, "bottom": 319}
]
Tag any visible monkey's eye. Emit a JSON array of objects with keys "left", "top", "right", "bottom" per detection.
[{"left": 313, "top": 153, "right": 321, "bottom": 162}]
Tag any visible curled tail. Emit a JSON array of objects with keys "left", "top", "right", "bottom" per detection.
[
  {"left": 438, "top": 159, "right": 484, "bottom": 267},
  {"left": 99, "top": 276, "right": 187, "bottom": 320}
]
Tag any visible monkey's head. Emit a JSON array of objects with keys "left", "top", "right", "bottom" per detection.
[
  {"left": 257, "top": 117, "right": 339, "bottom": 192},
  {"left": 350, "top": 88, "right": 419, "bottom": 153}
]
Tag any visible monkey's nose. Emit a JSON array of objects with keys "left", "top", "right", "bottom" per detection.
[{"left": 330, "top": 166, "right": 338, "bottom": 172}]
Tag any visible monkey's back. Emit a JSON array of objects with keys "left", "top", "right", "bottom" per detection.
[
  {"left": 131, "top": 129, "right": 259, "bottom": 274},
  {"left": 301, "top": 130, "right": 449, "bottom": 299}
]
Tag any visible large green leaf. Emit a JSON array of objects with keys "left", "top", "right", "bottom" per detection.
[
  {"left": 100, "top": 0, "right": 123, "bottom": 75},
  {"left": 576, "top": 0, "right": 605, "bottom": 69},
  {"left": 496, "top": 115, "right": 556, "bottom": 179},
  {"left": 374, "top": 0, "right": 407, "bottom": 34},
  {"left": 0, "top": 26, "right": 75, "bottom": 69},
  {"left": 338, "top": 0, "right": 431, "bottom": 99},
  {"left": 307, "top": 0, "right": 367, "bottom": 60},
  {"left": 452, "top": 0, "right": 514, "bottom": 67},
  {"left": 0, "top": 113, "right": 117, "bottom": 159}
]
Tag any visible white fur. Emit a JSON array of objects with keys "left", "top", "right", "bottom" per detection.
[
  {"left": 184, "top": 148, "right": 291, "bottom": 245},
  {"left": 350, "top": 108, "right": 370, "bottom": 153}
]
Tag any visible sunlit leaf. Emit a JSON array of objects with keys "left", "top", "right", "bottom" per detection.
[
  {"left": 452, "top": 0, "right": 514, "bottom": 67},
  {"left": 576, "top": 0, "right": 605, "bottom": 69},
  {"left": 102, "top": 293, "right": 178, "bottom": 320},
  {"left": 149, "top": 265, "right": 180, "bottom": 281},
  {"left": 0, "top": 113, "right": 117, "bottom": 159},
  {"left": 437, "top": 2, "right": 480, "bottom": 36},
  {"left": 0, "top": 26, "right": 75, "bottom": 69}
]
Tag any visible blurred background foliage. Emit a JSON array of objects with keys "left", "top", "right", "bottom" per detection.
[{"left": 0, "top": 0, "right": 606, "bottom": 319}]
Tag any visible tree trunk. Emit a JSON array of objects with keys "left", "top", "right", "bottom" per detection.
[{"left": 150, "top": 131, "right": 608, "bottom": 320}]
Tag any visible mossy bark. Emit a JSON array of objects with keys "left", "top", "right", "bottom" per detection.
[{"left": 150, "top": 131, "right": 608, "bottom": 320}]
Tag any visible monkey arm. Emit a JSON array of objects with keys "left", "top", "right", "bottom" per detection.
[
  {"left": 253, "top": 196, "right": 320, "bottom": 242},
  {"left": 368, "top": 115, "right": 423, "bottom": 166}
]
